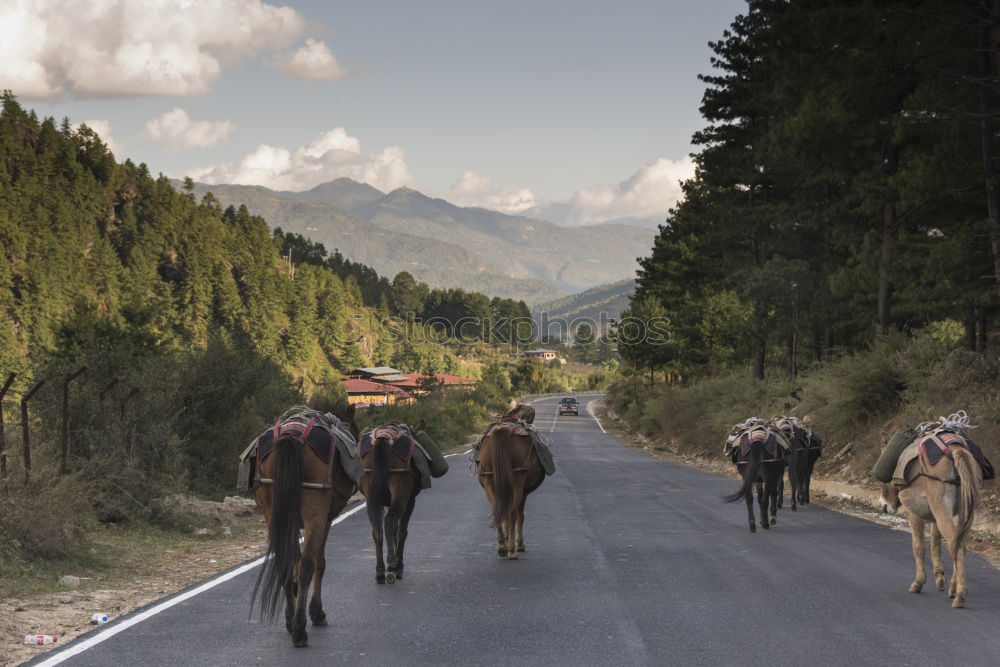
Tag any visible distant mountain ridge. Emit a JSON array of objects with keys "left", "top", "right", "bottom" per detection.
[
  {"left": 178, "top": 178, "right": 654, "bottom": 302},
  {"left": 533, "top": 279, "right": 635, "bottom": 334}
]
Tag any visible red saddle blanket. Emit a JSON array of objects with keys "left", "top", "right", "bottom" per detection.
[
  {"left": 256, "top": 418, "right": 334, "bottom": 465},
  {"left": 359, "top": 424, "right": 415, "bottom": 464},
  {"left": 918, "top": 432, "right": 994, "bottom": 480},
  {"left": 735, "top": 428, "right": 783, "bottom": 462}
]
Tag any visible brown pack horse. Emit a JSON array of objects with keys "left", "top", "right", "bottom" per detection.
[
  {"left": 878, "top": 440, "right": 982, "bottom": 608},
  {"left": 251, "top": 403, "right": 359, "bottom": 647},
  {"left": 359, "top": 421, "right": 425, "bottom": 584},
  {"left": 476, "top": 421, "right": 545, "bottom": 558}
]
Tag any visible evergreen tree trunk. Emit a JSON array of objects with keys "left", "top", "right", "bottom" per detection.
[
  {"left": 965, "top": 307, "right": 977, "bottom": 351},
  {"left": 878, "top": 142, "right": 900, "bottom": 335},
  {"left": 979, "top": 307, "right": 989, "bottom": 349},
  {"left": 979, "top": 6, "right": 1000, "bottom": 302},
  {"left": 787, "top": 333, "right": 797, "bottom": 380},
  {"left": 752, "top": 340, "right": 765, "bottom": 380}
]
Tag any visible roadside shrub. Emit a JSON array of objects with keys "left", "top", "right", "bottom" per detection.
[
  {"left": 607, "top": 334, "right": 1000, "bottom": 488},
  {"left": 0, "top": 473, "right": 96, "bottom": 562}
]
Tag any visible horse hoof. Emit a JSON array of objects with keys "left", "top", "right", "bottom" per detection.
[
  {"left": 376, "top": 573, "right": 386, "bottom": 584},
  {"left": 791, "top": 505, "right": 796, "bottom": 512},
  {"left": 386, "top": 571, "right": 396, "bottom": 584},
  {"left": 507, "top": 552, "right": 519, "bottom": 560},
  {"left": 311, "top": 614, "right": 327, "bottom": 626},
  {"left": 292, "top": 631, "right": 308, "bottom": 647},
  {"left": 749, "top": 525, "right": 756, "bottom": 533},
  {"left": 909, "top": 583, "right": 923, "bottom": 594},
  {"left": 497, "top": 547, "right": 507, "bottom": 558},
  {"left": 952, "top": 597, "right": 965, "bottom": 608}
]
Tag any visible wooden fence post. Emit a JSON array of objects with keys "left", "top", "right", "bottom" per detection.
[
  {"left": 61, "top": 367, "right": 87, "bottom": 475},
  {"left": 120, "top": 388, "right": 140, "bottom": 420},
  {"left": 21, "top": 380, "right": 45, "bottom": 486},
  {"left": 100, "top": 378, "right": 119, "bottom": 401},
  {"left": 0, "top": 373, "right": 15, "bottom": 479}
]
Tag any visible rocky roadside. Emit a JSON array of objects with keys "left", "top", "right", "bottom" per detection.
[{"left": 2, "top": 496, "right": 268, "bottom": 667}]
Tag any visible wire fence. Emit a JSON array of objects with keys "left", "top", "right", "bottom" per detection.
[{"left": 0, "top": 368, "right": 140, "bottom": 487}]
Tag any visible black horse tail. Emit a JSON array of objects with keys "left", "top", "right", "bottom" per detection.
[
  {"left": 792, "top": 437, "right": 809, "bottom": 492},
  {"left": 725, "top": 441, "right": 761, "bottom": 502},
  {"left": 490, "top": 427, "right": 514, "bottom": 527},
  {"left": 251, "top": 436, "right": 303, "bottom": 621},
  {"left": 366, "top": 437, "right": 392, "bottom": 525}
]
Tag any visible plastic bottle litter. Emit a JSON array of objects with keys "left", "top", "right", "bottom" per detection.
[
  {"left": 24, "top": 635, "right": 58, "bottom": 645},
  {"left": 91, "top": 613, "right": 108, "bottom": 625}
]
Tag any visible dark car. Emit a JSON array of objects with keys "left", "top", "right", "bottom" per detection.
[{"left": 558, "top": 397, "right": 579, "bottom": 415}]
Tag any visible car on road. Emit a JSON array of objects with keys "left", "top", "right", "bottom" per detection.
[{"left": 558, "top": 397, "right": 579, "bottom": 415}]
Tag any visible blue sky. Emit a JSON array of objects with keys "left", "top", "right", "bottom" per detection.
[{"left": 1, "top": 0, "right": 746, "bottom": 225}]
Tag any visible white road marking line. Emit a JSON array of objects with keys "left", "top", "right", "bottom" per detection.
[
  {"left": 37, "top": 500, "right": 372, "bottom": 665},
  {"left": 586, "top": 400, "right": 606, "bottom": 433},
  {"left": 38, "top": 448, "right": 472, "bottom": 665}
]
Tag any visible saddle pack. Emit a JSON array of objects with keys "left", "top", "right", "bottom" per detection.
[
  {"left": 889, "top": 428, "right": 995, "bottom": 486},
  {"left": 471, "top": 418, "right": 556, "bottom": 476},
  {"left": 358, "top": 423, "right": 435, "bottom": 489},
  {"left": 258, "top": 418, "right": 333, "bottom": 464},
  {"left": 359, "top": 424, "right": 416, "bottom": 463},
  {"left": 733, "top": 427, "right": 784, "bottom": 463},
  {"left": 236, "top": 407, "right": 362, "bottom": 491}
]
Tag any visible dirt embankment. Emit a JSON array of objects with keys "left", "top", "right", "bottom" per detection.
[{"left": 2, "top": 496, "right": 265, "bottom": 667}]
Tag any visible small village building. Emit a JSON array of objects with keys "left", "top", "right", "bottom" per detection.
[
  {"left": 523, "top": 348, "right": 558, "bottom": 361},
  {"left": 348, "top": 366, "right": 404, "bottom": 380},
  {"left": 379, "top": 373, "right": 478, "bottom": 395},
  {"left": 341, "top": 378, "right": 412, "bottom": 406}
]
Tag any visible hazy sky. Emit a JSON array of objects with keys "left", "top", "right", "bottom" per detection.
[{"left": 1, "top": 0, "right": 746, "bottom": 225}]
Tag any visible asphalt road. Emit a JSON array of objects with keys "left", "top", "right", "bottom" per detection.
[{"left": 28, "top": 394, "right": 1000, "bottom": 666}]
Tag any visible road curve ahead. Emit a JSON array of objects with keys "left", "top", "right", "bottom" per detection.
[{"left": 28, "top": 394, "right": 1000, "bottom": 666}]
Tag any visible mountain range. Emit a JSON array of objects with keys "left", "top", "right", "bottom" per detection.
[
  {"left": 533, "top": 279, "right": 636, "bottom": 336},
  {"left": 179, "top": 178, "right": 654, "bottom": 303}
]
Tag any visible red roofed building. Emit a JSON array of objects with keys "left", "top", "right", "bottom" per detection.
[
  {"left": 341, "top": 378, "right": 413, "bottom": 406},
  {"left": 380, "top": 373, "right": 478, "bottom": 394}
]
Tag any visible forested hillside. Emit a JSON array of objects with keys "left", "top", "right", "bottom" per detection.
[
  {"left": 0, "top": 93, "right": 551, "bottom": 563},
  {"left": 610, "top": 0, "right": 1000, "bottom": 496},
  {"left": 618, "top": 0, "right": 1000, "bottom": 380}
]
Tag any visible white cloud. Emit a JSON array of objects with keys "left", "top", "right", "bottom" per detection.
[
  {"left": 442, "top": 171, "right": 537, "bottom": 214},
  {"left": 529, "top": 157, "right": 695, "bottom": 227},
  {"left": 74, "top": 119, "right": 122, "bottom": 156},
  {"left": 279, "top": 38, "right": 348, "bottom": 82},
  {"left": 0, "top": 0, "right": 306, "bottom": 98},
  {"left": 187, "top": 127, "right": 411, "bottom": 192},
  {"left": 144, "top": 108, "right": 234, "bottom": 151}
]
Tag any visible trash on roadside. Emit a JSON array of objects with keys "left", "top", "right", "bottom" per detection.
[
  {"left": 24, "top": 635, "right": 58, "bottom": 645},
  {"left": 91, "top": 613, "right": 108, "bottom": 625}
]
